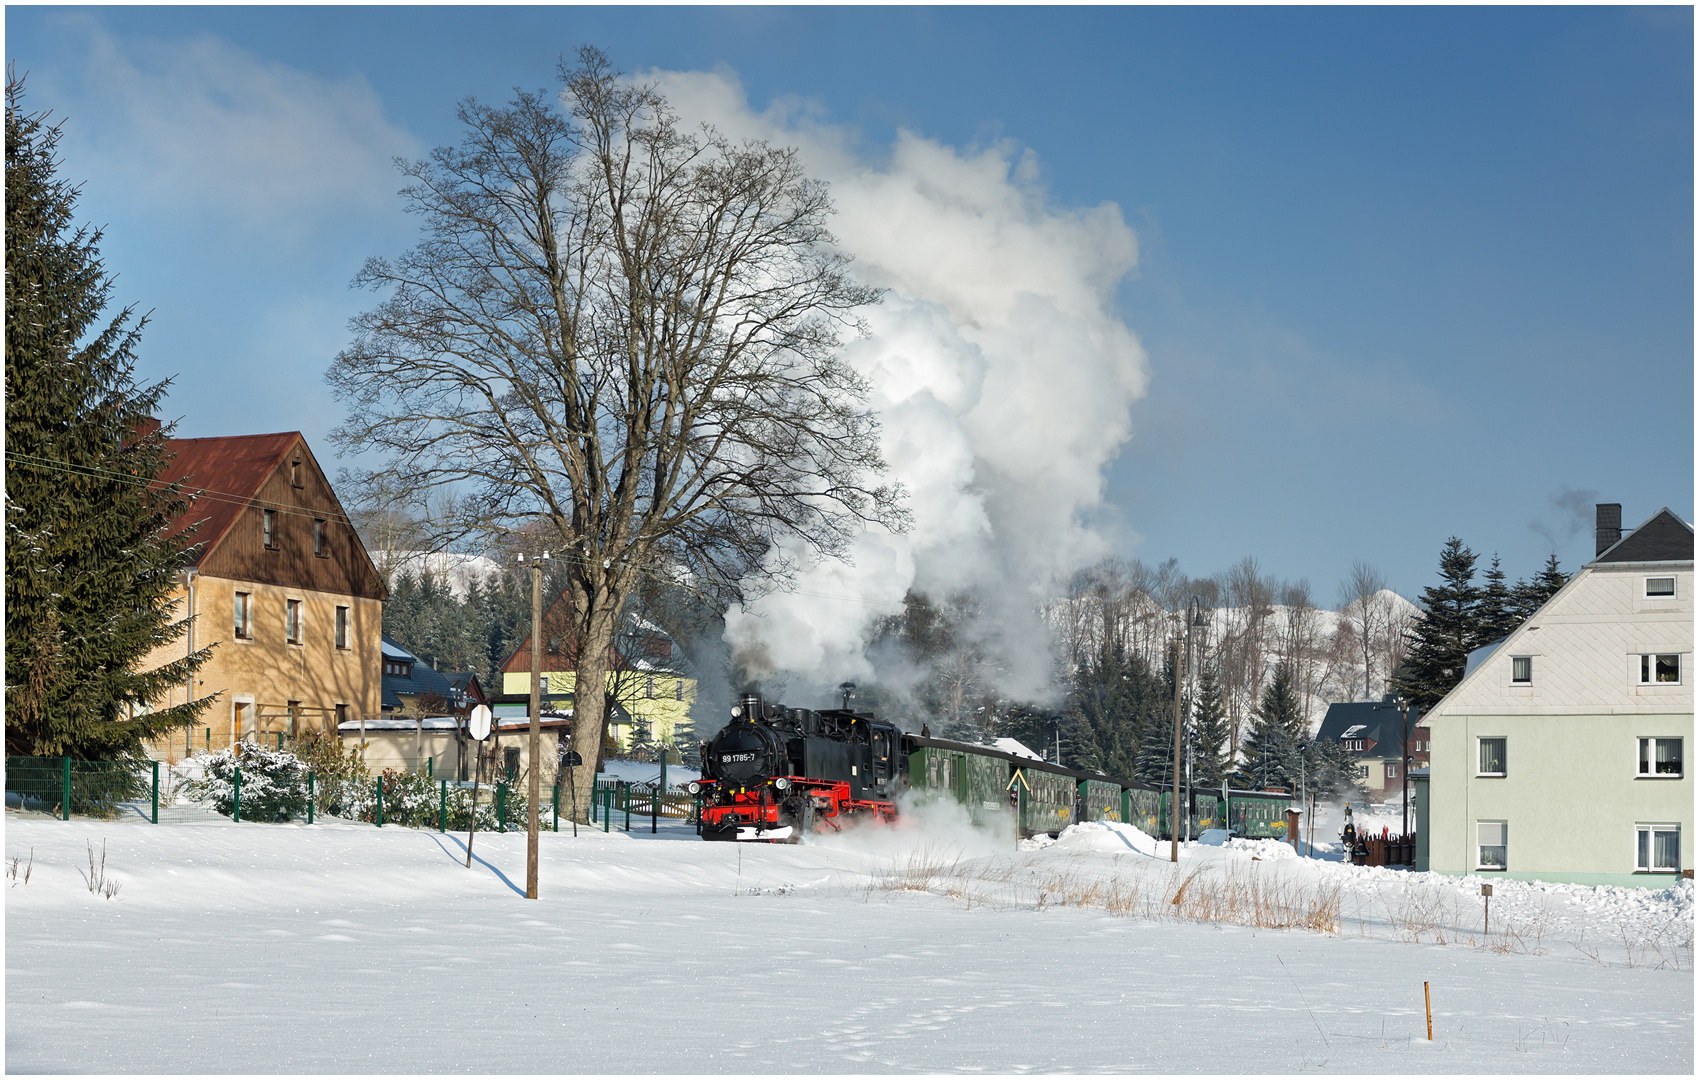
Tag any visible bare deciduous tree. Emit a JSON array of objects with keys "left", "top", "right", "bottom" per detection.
[
  {"left": 327, "top": 49, "right": 902, "bottom": 814},
  {"left": 1337, "top": 561, "right": 1389, "bottom": 700}
]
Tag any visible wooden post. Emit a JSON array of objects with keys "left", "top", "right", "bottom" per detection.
[
  {"left": 1482, "top": 882, "right": 1492, "bottom": 936},
  {"left": 1424, "top": 981, "right": 1433, "bottom": 1041}
]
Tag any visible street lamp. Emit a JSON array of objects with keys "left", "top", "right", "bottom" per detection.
[{"left": 517, "top": 549, "right": 551, "bottom": 900}]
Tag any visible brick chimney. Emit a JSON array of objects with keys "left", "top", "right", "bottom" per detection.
[{"left": 1595, "top": 503, "right": 1622, "bottom": 556}]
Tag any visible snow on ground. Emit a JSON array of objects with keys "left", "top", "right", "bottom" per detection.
[{"left": 5, "top": 799, "right": 1691, "bottom": 1074}]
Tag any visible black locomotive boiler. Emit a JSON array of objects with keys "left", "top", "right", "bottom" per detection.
[{"left": 690, "top": 688, "right": 904, "bottom": 842}]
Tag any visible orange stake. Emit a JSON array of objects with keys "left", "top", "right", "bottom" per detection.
[{"left": 1424, "top": 981, "right": 1433, "bottom": 1041}]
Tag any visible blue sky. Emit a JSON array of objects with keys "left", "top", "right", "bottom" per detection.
[{"left": 9, "top": 6, "right": 1692, "bottom": 603}]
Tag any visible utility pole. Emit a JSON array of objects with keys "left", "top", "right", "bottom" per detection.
[
  {"left": 1170, "top": 625, "right": 1182, "bottom": 862},
  {"left": 522, "top": 550, "right": 550, "bottom": 900},
  {"left": 1398, "top": 695, "right": 1413, "bottom": 837},
  {"left": 1172, "top": 596, "right": 1207, "bottom": 860}
]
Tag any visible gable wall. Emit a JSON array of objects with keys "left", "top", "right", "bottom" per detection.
[{"left": 198, "top": 438, "right": 384, "bottom": 600}]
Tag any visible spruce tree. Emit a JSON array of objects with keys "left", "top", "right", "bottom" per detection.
[
  {"left": 1391, "top": 538, "right": 1482, "bottom": 712},
  {"left": 5, "top": 74, "right": 213, "bottom": 758},
  {"left": 1510, "top": 554, "right": 1568, "bottom": 623},
  {"left": 1233, "top": 663, "right": 1303, "bottom": 791},
  {"left": 1190, "top": 661, "right": 1231, "bottom": 790},
  {"left": 1476, "top": 554, "right": 1517, "bottom": 644}
]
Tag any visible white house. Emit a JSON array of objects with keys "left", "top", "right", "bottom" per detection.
[{"left": 1415, "top": 504, "right": 1693, "bottom": 886}]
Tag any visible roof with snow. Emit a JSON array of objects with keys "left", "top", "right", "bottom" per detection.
[
  {"left": 991, "top": 737, "right": 1046, "bottom": 761},
  {"left": 1463, "top": 635, "right": 1508, "bottom": 680}
]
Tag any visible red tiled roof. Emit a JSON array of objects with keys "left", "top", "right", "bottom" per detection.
[{"left": 157, "top": 432, "right": 301, "bottom": 562}]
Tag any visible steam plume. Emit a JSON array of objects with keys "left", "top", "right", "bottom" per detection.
[{"left": 652, "top": 71, "right": 1149, "bottom": 709}]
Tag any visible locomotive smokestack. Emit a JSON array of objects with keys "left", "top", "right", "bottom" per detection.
[
  {"left": 739, "top": 691, "right": 764, "bottom": 721},
  {"left": 840, "top": 682, "right": 856, "bottom": 711}
]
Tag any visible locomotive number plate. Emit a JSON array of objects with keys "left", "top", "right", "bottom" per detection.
[{"left": 721, "top": 752, "right": 757, "bottom": 763}]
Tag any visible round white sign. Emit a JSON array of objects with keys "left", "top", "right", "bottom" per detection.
[{"left": 468, "top": 704, "right": 492, "bottom": 741}]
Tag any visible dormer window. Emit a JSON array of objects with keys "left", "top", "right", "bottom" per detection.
[{"left": 383, "top": 659, "right": 413, "bottom": 678}]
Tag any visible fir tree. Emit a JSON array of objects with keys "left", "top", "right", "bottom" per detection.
[
  {"left": 1392, "top": 538, "right": 1482, "bottom": 712},
  {"left": 5, "top": 74, "right": 214, "bottom": 757},
  {"left": 1233, "top": 663, "right": 1304, "bottom": 791},
  {"left": 1190, "top": 661, "right": 1231, "bottom": 790},
  {"left": 1510, "top": 553, "right": 1568, "bottom": 623},
  {"left": 1476, "top": 554, "right": 1518, "bottom": 644}
]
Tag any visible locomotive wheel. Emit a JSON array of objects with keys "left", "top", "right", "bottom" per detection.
[{"left": 777, "top": 796, "right": 815, "bottom": 843}]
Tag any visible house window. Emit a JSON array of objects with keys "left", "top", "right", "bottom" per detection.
[
  {"left": 1477, "top": 821, "right": 1507, "bottom": 870},
  {"left": 335, "top": 606, "right": 349, "bottom": 650},
  {"left": 285, "top": 599, "right": 303, "bottom": 644},
  {"left": 1356, "top": 765, "right": 1369, "bottom": 780},
  {"left": 1511, "top": 656, "right": 1532, "bottom": 684},
  {"left": 263, "top": 509, "right": 278, "bottom": 549},
  {"left": 1645, "top": 576, "right": 1676, "bottom": 597},
  {"left": 1636, "top": 824, "right": 1681, "bottom": 873},
  {"left": 290, "top": 460, "right": 302, "bottom": 488},
  {"left": 234, "top": 591, "right": 252, "bottom": 639},
  {"left": 646, "top": 675, "right": 655, "bottom": 699},
  {"left": 1385, "top": 762, "right": 1400, "bottom": 780},
  {"left": 1477, "top": 737, "right": 1506, "bottom": 777},
  {"left": 540, "top": 676, "right": 549, "bottom": 694},
  {"left": 1640, "top": 654, "right": 1682, "bottom": 684},
  {"left": 675, "top": 679, "right": 685, "bottom": 701},
  {"left": 335, "top": 703, "right": 349, "bottom": 730},
  {"left": 314, "top": 519, "right": 328, "bottom": 558},
  {"left": 1638, "top": 737, "right": 1683, "bottom": 777}
]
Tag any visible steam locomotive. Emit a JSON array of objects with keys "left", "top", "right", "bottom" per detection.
[
  {"left": 689, "top": 687, "right": 905, "bottom": 842},
  {"left": 688, "top": 686, "right": 1298, "bottom": 844}
]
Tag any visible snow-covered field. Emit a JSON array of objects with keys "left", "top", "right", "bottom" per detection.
[{"left": 6, "top": 795, "right": 1691, "bottom": 1074}]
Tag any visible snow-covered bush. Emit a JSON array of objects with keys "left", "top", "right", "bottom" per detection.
[
  {"left": 191, "top": 745, "right": 310, "bottom": 822},
  {"left": 337, "top": 771, "right": 531, "bottom": 832}
]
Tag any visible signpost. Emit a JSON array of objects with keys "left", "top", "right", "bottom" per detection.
[{"left": 464, "top": 704, "right": 492, "bottom": 869}]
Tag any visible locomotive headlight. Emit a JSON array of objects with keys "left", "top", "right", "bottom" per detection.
[
  {"left": 773, "top": 777, "right": 791, "bottom": 791},
  {"left": 686, "top": 781, "right": 701, "bottom": 795},
  {"left": 729, "top": 706, "right": 742, "bottom": 718}
]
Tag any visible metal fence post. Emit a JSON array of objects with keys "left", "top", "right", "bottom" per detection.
[
  {"left": 624, "top": 781, "right": 631, "bottom": 832},
  {"left": 205, "top": 727, "right": 211, "bottom": 752},
  {"left": 376, "top": 777, "right": 384, "bottom": 827},
  {"left": 440, "top": 779, "right": 447, "bottom": 832},
  {"left": 307, "top": 772, "right": 315, "bottom": 824},
  {"left": 233, "top": 765, "right": 241, "bottom": 823},
  {"left": 151, "top": 761, "right": 159, "bottom": 824},
  {"left": 497, "top": 783, "right": 506, "bottom": 833},
  {"left": 603, "top": 784, "right": 610, "bottom": 833},
  {"left": 590, "top": 779, "right": 598, "bottom": 823},
  {"left": 652, "top": 784, "right": 658, "bottom": 834},
  {"left": 61, "top": 758, "right": 71, "bottom": 821},
  {"left": 553, "top": 782, "right": 560, "bottom": 833}
]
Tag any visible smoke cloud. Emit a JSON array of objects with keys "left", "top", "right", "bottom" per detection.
[
  {"left": 652, "top": 71, "right": 1149, "bottom": 711},
  {"left": 1530, "top": 485, "right": 1601, "bottom": 552}
]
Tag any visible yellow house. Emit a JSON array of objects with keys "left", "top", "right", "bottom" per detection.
[
  {"left": 500, "top": 605, "right": 695, "bottom": 750},
  {"left": 140, "top": 432, "right": 386, "bottom": 757}
]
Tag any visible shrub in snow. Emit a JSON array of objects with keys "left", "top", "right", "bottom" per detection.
[
  {"left": 191, "top": 746, "right": 310, "bottom": 822},
  {"left": 338, "top": 771, "right": 531, "bottom": 832},
  {"left": 292, "top": 733, "right": 371, "bottom": 819}
]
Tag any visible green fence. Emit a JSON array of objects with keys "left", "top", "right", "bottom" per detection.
[{"left": 5, "top": 757, "right": 158, "bottom": 822}]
